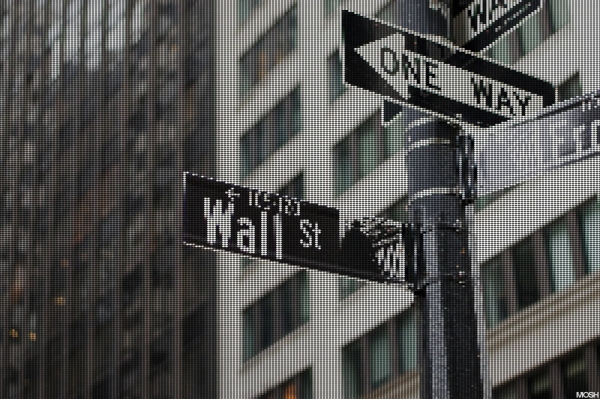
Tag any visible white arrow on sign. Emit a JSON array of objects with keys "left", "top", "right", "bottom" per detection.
[{"left": 355, "top": 33, "right": 544, "bottom": 120}]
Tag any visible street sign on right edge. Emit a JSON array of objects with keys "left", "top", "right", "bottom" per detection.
[
  {"left": 454, "top": 0, "right": 542, "bottom": 52},
  {"left": 475, "top": 90, "right": 600, "bottom": 196}
]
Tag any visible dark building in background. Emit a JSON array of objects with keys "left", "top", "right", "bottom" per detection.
[{"left": 0, "top": 0, "right": 217, "bottom": 398}]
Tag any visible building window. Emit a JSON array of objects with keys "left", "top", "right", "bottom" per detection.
[
  {"left": 481, "top": 256, "right": 508, "bottom": 328},
  {"left": 339, "top": 277, "right": 365, "bottom": 300},
  {"left": 579, "top": 198, "right": 600, "bottom": 274},
  {"left": 489, "top": 0, "right": 570, "bottom": 63},
  {"left": 527, "top": 367, "right": 553, "bottom": 399},
  {"left": 239, "top": 6, "right": 297, "bottom": 96},
  {"left": 257, "top": 369, "right": 312, "bottom": 399},
  {"left": 492, "top": 382, "right": 518, "bottom": 399},
  {"left": 342, "top": 340, "right": 363, "bottom": 399},
  {"left": 562, "top": 352, "right": 588, "bottom": 397},
  {"left": 242, "top": 271, "right": 309, "bottom": 361},
  {"left": 495, "top": 340, "right": 600, "bottom": 397},
  {"left": 328, "top": 49, "right": 346, "bottom": 102},
  {"left": 548, "top": 0, "right": 570, "bottom": 33},
  {"left": 397, "top": 308, "right": 417, "bottom": 373},
  {"left": 238, "top": 0, "right": 263, "bottom": 25},
  {"left": 545, "top": 218, "right": 575, "bottom": 292},
  {"left": 333, "top": 111, "right": 403, "bottom": 195},
  {"left": 240, "top": 88, "right": 302, "bottom": 177},
  {"left": 342, "top": 309, "right": 416, "bottom": 398},
  {"left": 512, "top": 236, "right": 539, "bottom": 310},
  {"left": 278, "top": 173, "right": 304, "bottom": 201},
  {"left": 369, "top": 325, "right": 391, "bottom": 389},
  {"left": 557, "top": 73, "right": 582, "bottom": 103}
]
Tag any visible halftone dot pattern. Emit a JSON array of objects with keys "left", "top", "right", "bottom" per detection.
[{"left": 1, "top": 0, "right": 599, "bottom": 398}]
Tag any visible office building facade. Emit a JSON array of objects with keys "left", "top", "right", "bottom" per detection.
[
  {"left": 0, "top": 0, "right": 217, "bottom": 398},
  {"left": 221, "top": 0, "right": 600, "bottom": 398}
]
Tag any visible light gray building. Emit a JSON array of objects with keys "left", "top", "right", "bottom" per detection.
[{"left": 216, "top": 0, "right": 600, "bottom": 398}]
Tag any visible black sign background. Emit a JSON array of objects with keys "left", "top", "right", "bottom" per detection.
[
  {"left": 184, "top": 173, "right": 405, "bottom": 283},
  {"left": 343, "top": 9, "right": 555, "bottom": 128}
]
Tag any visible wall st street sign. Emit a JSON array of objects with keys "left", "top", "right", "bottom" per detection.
[
  {"left": 343, "top": 9, "right": 555, "bottom": 128},
  {"left": 453, "top": 0, "right": 542, "bottom": 52},
  {"left": 183, "top": 173, "right": 416, "bottom": 284},
  {"left": 475, "top": 90, "right": 600, "bottom": 196}
]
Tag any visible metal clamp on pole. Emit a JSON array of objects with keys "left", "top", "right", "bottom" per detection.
[
  {"left": 402, "top": 222, "right": 424, "bottom": 289},
  {"left": 456, "top": 133, "right": 477, "bottom": 204}
]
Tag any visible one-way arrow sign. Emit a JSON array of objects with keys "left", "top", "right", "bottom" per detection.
[
  {"left": 475, "top": 90, "right": 600, "bottom": 196},
  {"left": 343, "top": 10, "right": 554, "bottom": 128}
]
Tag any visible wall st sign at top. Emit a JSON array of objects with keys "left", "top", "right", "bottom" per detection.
[
  {"left": 453, "top": 0, "right": 542, "bottom": 52},
  {"left": 343, "top": 9, "right": 554, "bottom": 127}
]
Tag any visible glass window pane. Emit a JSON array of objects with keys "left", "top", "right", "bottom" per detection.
[
  {"left": 518, "top": 12, "right": 543, "bottom": 56},
  {"left": 334, "top": 138, "right": 353, "bottom": 195},
  {"left": 558, "top": 73, "right": 582, "bottom": 103},
  {"left": 291, "top": 88, "right": 302, "bottom": 134},
  {"left": 298, "top": 271, "right": 310, "bottom": 325},
  {"left": 581, "top": 199, "right": 600, "bottom": 273},
  {"left": 548, "top": 0, "right": 570, "bottom": 33},
  {"left": 339, "top": 277, "right": 364, "bottom": 299},
  {"left": 512, "top": 236, "right": 539, "bottom": 309},
  {"left": 397, "top": 308, "right": 417, "bottom": 373},
  {"left": 343, "top": 340, "right": 363, "bottom": 399},
  {"left": 358, "top": 119, "right": 379, "bottom": 178},
  {"left": 369, "top": 325, "right": 390, "bottom": 389},
  {"left": 546, "top": 219, "right": 575, "bottom": 292},
  {"left": 562, "top": 353, "right": 588, "bottom": 397},
  {"left": 384, "top": 113, "right": 404, "bottom": 157},
  {"left": 328, "top": 50, "right": 346, "bottom": 102},
  {"left": 493, "top": 382, "right": 518, "bottom": 399},
  {"left": 489, "top": 33, "right": 514, "bottom": 64},
  {"left": 242, "top": 307, "right": 255, "bottom": 360},
  {"left": 528, "top": 368, "right": 553, "bottom": 399},
  {"left": 260, "top": 293, "right": 273, "bottom": 350},
  {"left": 299, "top": 369, "right": 313, "bottom": 399},
  {"left": 481, "top": 256, "right": 508, "bottom": 327}
]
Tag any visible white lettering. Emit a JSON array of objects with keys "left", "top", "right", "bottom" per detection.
[
  {"left": 576, "top": 392, "right": 600, "bottom": 399},
  {"left": 204, "top": 198, "right": 233, "bottom": 248},
  {"left": 300, "top": 220, "right": 322, "bottom": 250},
  {"left": 274, "top": 213, "right": 283, "bottom": 260},
  {"left": 376, "top": 242, "right": 405, "bottom": 278},
  {"left": 300, "top": 220, "right": 313, "bottom": 248},
  {"left": 261, "top": 211, "right": 268, "bottom": 256},
  {"left": 236, "top": 217, "right": 256, "bottom": 254}
]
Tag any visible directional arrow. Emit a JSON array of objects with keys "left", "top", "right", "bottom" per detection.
[{"left": 343, "top": 10, "right": 554, "bottom": 128}]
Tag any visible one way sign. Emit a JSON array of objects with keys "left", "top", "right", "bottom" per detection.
[{"left": 343, "top": 10, "right": 555, "bottom": 127}]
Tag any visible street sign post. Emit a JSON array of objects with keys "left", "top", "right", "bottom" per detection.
[
  {"left": 475, "top": 90, "right": 600, "bottom": 196},
  {"left": 453, "top": 0, "right": 542, "bottom": 52},
  {"left": 343, "top": 9, "right": 555, "bottom": 128},
  {"left": 183, "top": 173, "right": 418, "bottom": 284}
]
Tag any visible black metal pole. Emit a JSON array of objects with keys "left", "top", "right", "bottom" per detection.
[{"left": 397, "top": 0, "right": 486, "bottom": 398}]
